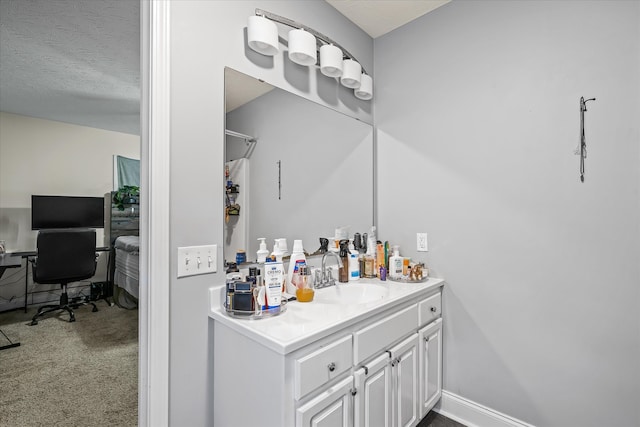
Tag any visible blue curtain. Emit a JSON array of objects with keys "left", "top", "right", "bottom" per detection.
[{"left": 117, "top": 156, "right": 140, "bottom": 188}]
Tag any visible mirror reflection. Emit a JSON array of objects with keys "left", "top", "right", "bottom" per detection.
[{"left": 224, "top": 68, "right": 373, "bottom": 265}]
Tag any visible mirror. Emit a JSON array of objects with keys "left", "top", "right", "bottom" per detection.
[{"left": 224, "top": 68, "right": 374, "bottom": 264}]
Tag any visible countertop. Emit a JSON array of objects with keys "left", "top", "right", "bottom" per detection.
[{"left": 209, "top": 277, "right": 444, "bottom": 355}]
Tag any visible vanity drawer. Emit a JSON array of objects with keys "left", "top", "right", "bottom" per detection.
[
  {"left": 294, "top": 335, "right": 352, "bottom": 400},
  {"left": 419, "top": 291, "right": 441, "bottom": 327},
  {"left": 353, "top": 304, "right": 418, "bottom": 365}
]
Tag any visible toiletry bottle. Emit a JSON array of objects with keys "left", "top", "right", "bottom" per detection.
[
  {"left": 364, "top": 254, "right": 375, "bottom": 278},
  {"left": 286, "top": 239, "right": 306, "bottom": 295},
  {"left": 376, "top": 243, "right": 384, "bottom": 277},
  {"left": 263, "top": 259, "right": 284, "bottom": 309},
  {"left": 296, "top": 265, "right": 314, "bottom": 302},
  {"left": 236, "top": 250, "right": 246, "bottom": 265},
  {"left": 256, "top": 238, "right": 269, "bottom": 263},
  {"left": 389, "top": 245, "right": 403, "bottom": 280},
  {"left": 348, "top": 240, "right": 360, "bottom": 281},
  {"left": 338, "top": 240, "right": 349, "bottom": 283},
  {"left": 402, "top": 258, "right": 410, "bottom": 279}
]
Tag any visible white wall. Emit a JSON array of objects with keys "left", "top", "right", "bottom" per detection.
[
  {"left": 0, "top": 112, "right": 139, "bottom": 310},
  {"left": 168, "top": 2, "right": 372, "bottom": 424},
  {"left": 375, "top": 1, "right": 639, "bottom": 426}
]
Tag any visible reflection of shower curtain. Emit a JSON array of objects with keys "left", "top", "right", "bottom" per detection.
[{"left": 224, "top": 158, "right": 249, "bottom": 263}]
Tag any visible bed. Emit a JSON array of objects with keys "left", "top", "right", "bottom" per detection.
[{"left": 113, "top": 235, "right": 140, "bottom": 308}]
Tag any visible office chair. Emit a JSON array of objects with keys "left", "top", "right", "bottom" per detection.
[{"left": 30, "top": 228, "right": 99, "bottom": 325}]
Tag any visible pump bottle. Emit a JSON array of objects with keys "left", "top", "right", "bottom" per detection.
[{"left": 256, "top": 238, "right": 269, "bottom": 263}]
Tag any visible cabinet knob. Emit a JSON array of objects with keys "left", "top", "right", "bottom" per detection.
[
  {"left": 430, "top": 306, "right": 437, "bottom": 313},
  {"left": 328, "top": 362, "right": 336, "bottom": 372}
]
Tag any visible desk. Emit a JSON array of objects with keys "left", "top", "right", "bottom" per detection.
[
  {"left": 0, "top": 254, "right": 22, "bottom": 350},
  {"left": 11, "top": 247, "right": 110, "bottom": 313}
]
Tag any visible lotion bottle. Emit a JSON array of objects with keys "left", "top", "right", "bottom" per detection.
[
  {"left": 286, "top": 239, "right": 306, "bottom": 295},
  {"left": 389, "top": 245, "right": 403, "bottom": 280},
  {"left": 348, "top": 240, "right": 360, "bottom": 281},
  {"left": 256, "top": 238, "right": 269, "bottom": 263},
  {"left": 263, "top": 260, "right": 283, "bottom": 309}
]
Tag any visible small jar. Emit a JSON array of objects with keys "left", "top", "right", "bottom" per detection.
[
  {"left": 364, "top": 255, "right": 376, "bottom": 278},
  {"left": 296, "top": 265, "right": 314, "bottom": 302},
  {"left": 236, "top": 250, "right": 246, "bottom": 265}
]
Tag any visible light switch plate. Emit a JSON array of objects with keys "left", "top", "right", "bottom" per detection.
[
  {"left": 177, "top": 244, "right": 217, "bottom": 278},
  {"left": 417, "top": 233, "right": 428, "bottom": 252}
]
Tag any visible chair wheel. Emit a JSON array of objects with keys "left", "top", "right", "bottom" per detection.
[
  {"left": 92, "top": 307, "right": 98, "bottom": 312},
  {"left": 69, "top": 317, "right": 76, "bottom": 323},
  {"left": 30, "top": 320, "right": 38, "bottom": 326}
]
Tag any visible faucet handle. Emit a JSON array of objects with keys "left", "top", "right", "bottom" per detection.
[{"left": 327, "top": 269, "right": 335, "bottom": 286}]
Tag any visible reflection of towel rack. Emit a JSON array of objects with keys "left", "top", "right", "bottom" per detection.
[{"left": 225, "top": 129, "right": 258, "bottom": 159}]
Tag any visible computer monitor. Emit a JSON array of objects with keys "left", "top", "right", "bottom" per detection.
[{"left": 31, "top": 195, "right": 105, "bottom": 230}]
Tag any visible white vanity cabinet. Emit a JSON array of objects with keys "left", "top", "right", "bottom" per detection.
[
  {"left": 210, "top": 278, "right": 444, "bottom": 427},
  {"left": 419, "top": 318, "right": 442, "bottom": 418},
  {"left": 296, "top": 376, "right": 355, "bottom": 427}
]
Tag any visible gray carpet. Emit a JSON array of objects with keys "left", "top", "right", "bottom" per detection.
[{"left": 0, "top": 302, "right": 138, "bottom": 426}]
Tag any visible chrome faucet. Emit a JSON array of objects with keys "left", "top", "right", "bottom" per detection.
[{"left": 318, "top": 251, "right": 343, "bottom": 288}]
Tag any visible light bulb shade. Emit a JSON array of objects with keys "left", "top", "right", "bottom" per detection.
[
  {"left": 320, "top": 44, "right": 343, "bottom": 77},
  {"left": 288, "top": 29, "right": 317, "bottom": 66},
  {"left": 248, "top": 16, "right": 279, "bottom": 56},
  {"left": 354, "top": 74, "right": 373, "bottom": 100},
  {"left": 340, "top": 59, "right": 362, "bottom": 88}
]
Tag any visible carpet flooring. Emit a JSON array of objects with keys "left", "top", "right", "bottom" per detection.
[{"left": 0, "top": 302, "right": 138, "bottom": 427}]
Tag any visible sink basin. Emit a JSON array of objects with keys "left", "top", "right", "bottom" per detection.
[{"left": 313, "top": 283, "right": 389, "bottom": 305}]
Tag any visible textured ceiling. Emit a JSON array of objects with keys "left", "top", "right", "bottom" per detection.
[
  {"left": 0, "top": 1, "right": 447, "bottom": 137},
  {"left": 0, "top": 0, "right": 140, "bottom": 135}
]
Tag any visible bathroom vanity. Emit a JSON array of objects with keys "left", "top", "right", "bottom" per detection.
[{"left": 209, "top": 277, "right": 444, "bottom": 427}]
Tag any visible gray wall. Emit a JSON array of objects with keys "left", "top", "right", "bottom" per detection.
[
  {"left": 169, "top": 1, "right": 372, "bottom": 424},
  {"left": 374, "top": 1, "right": 639, "bottom": 426}
]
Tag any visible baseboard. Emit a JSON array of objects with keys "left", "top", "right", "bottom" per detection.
[{"left": 433, "top": 390, "right": 535, "bottom": 427}]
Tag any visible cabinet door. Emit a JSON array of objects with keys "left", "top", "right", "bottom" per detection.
[
  {"left": 354, "top": 353, "right": 392, "bottom": 427},
  {"left": 389, "top": 334, "right": 419, "bottom": 427},
  {"left": 296, "top": 376, "right": 354, "bottom": 427},
  {"left": 418, "top": 319, "right": 442, "bottom": 418}
]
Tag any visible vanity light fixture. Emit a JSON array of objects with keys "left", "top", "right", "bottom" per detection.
[
  {"left": 341, "top": 59, "right": 362, "bottom": 89},
  {"left": 247, "top": 15, "right": 279, "bottom": 56},
  {"left": 354, "top": 73, "right": 373, "bottom": 100},
  {"left": 247, "top": 9, "right": 372, "bottom": 101},
  {"left": 320, "top": 44, "right": 343, "bottom": 77},
  {"left": 288, "top": 29, "right": 317, "bottom": 66}
]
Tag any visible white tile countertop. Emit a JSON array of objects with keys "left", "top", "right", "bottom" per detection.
[{"left": 209, "top": 277, "right": 444, "bottom": 355}]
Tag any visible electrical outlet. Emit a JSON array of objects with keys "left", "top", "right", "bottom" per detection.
[
  {"left": 177, "top": 244, "right": 217, "bottom": 277},
  {"left": 417, "top": 233, "right": 428, "bottom": 252}
]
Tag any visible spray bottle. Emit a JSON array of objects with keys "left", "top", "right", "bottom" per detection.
[{"left": 338, "top": 240, "right": 349, "bottom": 283}]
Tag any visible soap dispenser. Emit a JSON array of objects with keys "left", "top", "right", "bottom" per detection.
[{"left": 256, "top": 238, "right": 269, "bottom": 263}]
